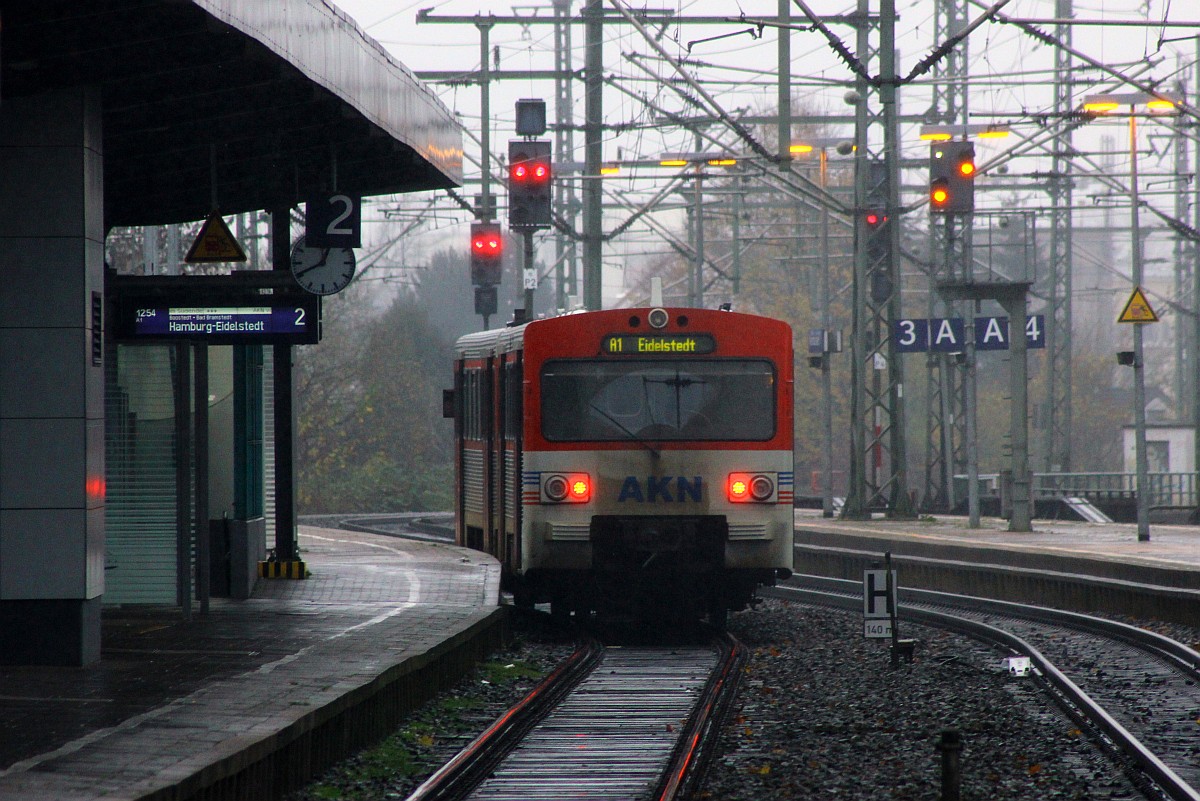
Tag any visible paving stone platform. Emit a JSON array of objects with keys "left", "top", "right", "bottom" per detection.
[{"left": 0, "top": 526, "right": 503, "bottom": 801}]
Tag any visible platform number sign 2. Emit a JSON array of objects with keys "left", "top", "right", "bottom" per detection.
[{"left": 305, "top": 194, "right": 361, "bottom": 248}]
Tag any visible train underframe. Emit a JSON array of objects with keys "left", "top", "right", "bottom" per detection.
[{"left": 506, "top": 514, "right": 788, "bottom": 627}]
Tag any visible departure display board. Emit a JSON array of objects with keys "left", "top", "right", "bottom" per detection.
[
  {"left": 131, "top": 306, "right": 316, "bottom": 341},
  {"left": 109, "top": 274, "right": 322, "bottom": 345}
]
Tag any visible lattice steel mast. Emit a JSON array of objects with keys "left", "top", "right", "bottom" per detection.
[
  {"left": 922, "top": 0, "right": 971, "bottom": 512},
  {"left": 1045, "top": 0, "right": 1075, "bottom": 473},
  {"left": 843, "top": 0, "right": 914, "bottom": 518}
]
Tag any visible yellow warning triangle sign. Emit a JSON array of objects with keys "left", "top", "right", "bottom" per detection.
[
  {"left": 185, "top": 212, "right": 247, "bottom": 263},
  {"left": 1118, "top": 286, "right": 1159, "bottom": 323}
]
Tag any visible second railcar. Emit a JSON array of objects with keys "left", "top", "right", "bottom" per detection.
[{"left": 446, "top": 306, "right": 794, "bottom": 623}]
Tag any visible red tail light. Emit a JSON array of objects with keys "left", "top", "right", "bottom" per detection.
[
  {"left": 729, "top": 474, "right": 751, "bottom": 501},
  {"left": 569, "top": 476, "right": 590, "bottom": 500},
  {"left": 543, "top": 473, "right": 590, "bottom": 503}
]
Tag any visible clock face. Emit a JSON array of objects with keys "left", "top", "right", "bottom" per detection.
[{"left": 290, "top": 239, "right": 356, "bottom": 295}]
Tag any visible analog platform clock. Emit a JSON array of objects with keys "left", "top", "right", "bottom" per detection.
[{"left": 290, "top": 238, "right": 356, "bottom": 295}]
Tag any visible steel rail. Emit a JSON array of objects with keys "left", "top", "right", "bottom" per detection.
[
  {"left": 404, "top": 631, "right": 605, "bottom": 801},
  {"left": 653, "top": 631, "right": 748, "bottom": 801},
  {"left": 771, "top": 580, "right": 1200, "bottom": 801}
]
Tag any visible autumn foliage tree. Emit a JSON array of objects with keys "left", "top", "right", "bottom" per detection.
[{"left": 295, "top": 282, "right": 455, "bottom": 513}]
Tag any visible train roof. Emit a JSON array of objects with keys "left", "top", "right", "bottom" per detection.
[
  {"left": 454, "top": 320, "right": 530, "bottom": 360},
  {"left": 452, "top": 307, "right": 790, "bottom": 360}
]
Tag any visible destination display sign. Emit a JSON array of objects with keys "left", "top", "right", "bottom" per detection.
[{"left": 602, "top": 333, "right": 716, "bottom": 355}]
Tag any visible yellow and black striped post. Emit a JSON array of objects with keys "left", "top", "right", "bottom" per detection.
[{"left": 258, "top": 560, "right": 308, "bottom": 579}]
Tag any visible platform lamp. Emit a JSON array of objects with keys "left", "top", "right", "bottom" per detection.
[
  {"left": 1082, "top": 91, "right": 1181, "bottom": 542},
  {"left": 658, "top": 151, "right": 740, "bottom": 308}
]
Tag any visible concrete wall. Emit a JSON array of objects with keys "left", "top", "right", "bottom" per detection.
[{"left": 0, "top": 88, "right": 106, "bottom": 665}]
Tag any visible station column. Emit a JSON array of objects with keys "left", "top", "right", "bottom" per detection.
[{"left": 0, "top": 88, "right": 106, "bottom": 665}]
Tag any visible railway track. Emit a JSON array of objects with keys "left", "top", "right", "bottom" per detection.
[
  {"left": 302, "top": 513, "right": 455, "bottom": 542},
  {"left": 775, "top": 575, "right": 1200, "bottom": 801},
  {"left": 406, "top": 629, "right": 746, "bottom": 801}
]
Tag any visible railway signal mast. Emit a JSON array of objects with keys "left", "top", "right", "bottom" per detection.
[{"left": 509, "top": 98, "right": 552, "bottom": 317}]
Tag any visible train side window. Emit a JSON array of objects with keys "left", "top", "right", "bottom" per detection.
[{"left": 464, "top": 369, "right": 481, "bottom": 440}]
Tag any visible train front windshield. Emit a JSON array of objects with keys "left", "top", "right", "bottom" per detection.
[{"left": 540, "top": 359, "right": 776, "bottom": 442}]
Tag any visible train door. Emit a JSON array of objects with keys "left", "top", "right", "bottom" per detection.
[
  {"left": 488, "top": 354, "right": 503, "bottom": 560},
  {"left": 502, "top": 353, "right": 523, "bottom": 572},
  {"left": 458, "top": 364, "right": 488, "bottom": 552},
  {"left": 452, "top": 362, "right": 464, "bottom": 546}
]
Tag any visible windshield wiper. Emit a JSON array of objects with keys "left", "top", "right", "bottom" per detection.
[
  {"left": 643, "top": 370, "right": 707, "bottom": 429},
  {"left": 588, "top": 402, "right": 660, "bottom": 459}
]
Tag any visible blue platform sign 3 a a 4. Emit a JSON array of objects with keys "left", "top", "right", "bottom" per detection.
[{"left": 893, "top": 315, "right": 1045, "bottom": 353}]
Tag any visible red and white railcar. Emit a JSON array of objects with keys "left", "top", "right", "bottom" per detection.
[{"left": 446, "top": 306, "right": 793, "bottom": 623}]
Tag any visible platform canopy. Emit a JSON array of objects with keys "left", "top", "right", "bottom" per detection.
[{"left": 2, "top": 1, "right": 464, "bottom": 228}]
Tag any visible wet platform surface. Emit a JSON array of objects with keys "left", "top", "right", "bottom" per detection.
[{"left": 0, "top": 526, "right": 502, "bottom": 800}]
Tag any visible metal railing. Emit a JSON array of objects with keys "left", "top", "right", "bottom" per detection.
[
  {"left": 956, "top": 472, "right": 1199, "bottom": 509},
  {"left": 1033, "top": 472, "right": 1199, "bottom": 508}
]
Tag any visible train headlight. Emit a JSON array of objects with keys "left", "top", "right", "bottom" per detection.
[
  {"left": 542, "top": 473, "right": 591, "bottom": 503},
  {"left": 727, "top": 472, "right": 776, "bottom": 503},
  {"left": 750, "top": 474, "right": 775, "bottom": 501},
  {"left": 544, "top": 475, "right": 569, "bottom": 502}
]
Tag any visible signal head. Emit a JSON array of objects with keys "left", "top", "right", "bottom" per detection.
[{"left": 469, "top": 221, "right": 504, "bottom": 286}]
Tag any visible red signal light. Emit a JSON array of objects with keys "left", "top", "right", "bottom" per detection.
[
  {"left": 472, "top": 232, "right": 502, "bottom": 254},
  {"left": 510, "top": 161, "right": 550, "bottom": 183}
]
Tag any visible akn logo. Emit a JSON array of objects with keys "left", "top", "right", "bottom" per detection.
[{"left": 617, "top": 476, "right": 702, "bottom": 503}]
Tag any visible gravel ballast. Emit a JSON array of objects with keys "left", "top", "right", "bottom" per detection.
[
  {"left": 291, "top": 600, "right": 1162, "bottom": 800},
  {"left": 703, "top": 599, "right": 1144, "bottom": 800}
]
